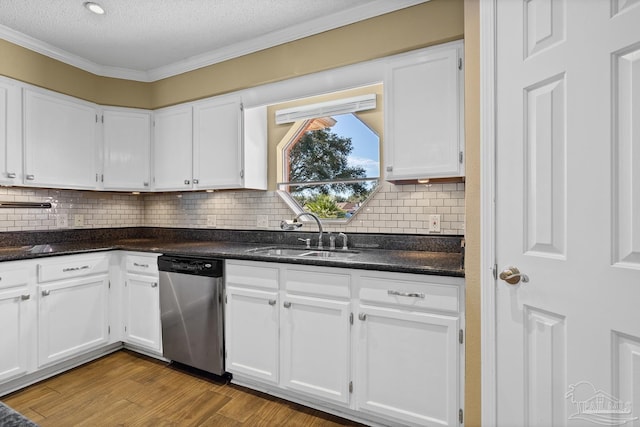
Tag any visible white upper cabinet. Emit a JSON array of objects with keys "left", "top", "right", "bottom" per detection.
[
  {"left": 23, "top": 88, "right": 99, "bottom": 190},
  {"left": 102, "top": 107, "right": 152, "bottom": 191},
  {"left": 152, "top": 104, "right": 194, "bottom": 191},
  {"left": 384, "top": 42, "right": 464, "bottom": 181},
  {"left": 193, "top": 96, "right": 243, "bottom": 189},
  {"left": 154, "top": 96, "right": 267, "bottom": 192},
  {"left": 0, "top": 77, "right": 22, "bottom": 186}
]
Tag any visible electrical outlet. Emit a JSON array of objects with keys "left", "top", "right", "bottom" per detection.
[
  {"left": 257, "top": 215, "right": 269, "bottom": 228},
  {"left": 429, "top": 214, "right": 441, "bottom": 233},
  {"left": 207, "top": 215, "right": 217, "bottom": 227},
  {"left": 74, "top": 214, "right": 84, "bottom": 227},
  {"left": 55, "top": 214, "right": 68, "bottom": 228}
]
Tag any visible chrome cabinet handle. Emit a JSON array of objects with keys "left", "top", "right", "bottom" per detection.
[
  {"left": 358, "top": 313, "right": 367, "bottom": 321},
  {"left": 268, "top": 299, "right": 276, "bottom": 306},
  {"left": 21, "top": 294, "right": 30, "bottom": 300},
  {"left": 184, "top": 179, "right": 190, "bottom": 185},
  {"left": 143, "top": 182, "right": 149, "bottom": 187},
  {"left": 63, "top": 265, "right": 90, "bottom": 272},
  {"left": 283, "top": 301, "right": 291, "bottom": 308},
  {"left": 387, "top": 290, "right": 425, "bottom": 298},
  {"left": 499, "top": 266, "right": 529, "bottom": 285},
  {"left": 193, "top": 179, "right": 199, "bottom": 184},
  {"left": 26, "top": 174, "right": 35, "bottom": 180},
  {"left": 133, "top": 263, "right": 149, "bottom": 268},
  {"left": 151, "top": 282, "right": 158, "bottom": 288},
  {"left": 42, "top": 290, "right": 50, "bottom": 296},
  {"left": 386, "top": 166, "right": 393, "bottom": 172},
  {"left": 7, "top": 172, "right": 16, "bottom": 179}
]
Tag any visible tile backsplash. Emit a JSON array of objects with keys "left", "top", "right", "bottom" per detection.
[{"left": 0, "top": 182, "right": 465, "bottom": 235}]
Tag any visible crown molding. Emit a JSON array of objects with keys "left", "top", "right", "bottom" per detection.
[{"left": 0, "top": 0, "right": 428, "bottom": 83}]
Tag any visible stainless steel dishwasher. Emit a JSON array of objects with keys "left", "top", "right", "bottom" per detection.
[{"left": 158, "top": 255, "right": 224, "bottom": 375}]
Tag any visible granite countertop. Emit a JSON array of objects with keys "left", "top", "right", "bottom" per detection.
[{"left": 0, "top": 228, "right": 465, "bottom": 277}]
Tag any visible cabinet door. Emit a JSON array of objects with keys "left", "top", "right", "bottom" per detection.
[
  {"left": 123, "top": 274, "right": 161, "bottom": 353},
  {"left": 0, "top": 77, "right": 22, "bottom": 185},
  {"left": 356, "top": 305, "right": 460, "bottom": 426},
  {"left": 281, "top": 294, "right": 351, "bottom": 405},
  {"left": 153, "top": 105, "right": 193, "bottom": 191},
  {"left": 103, "top": 108, "right": 151, "bottom": 191},
  {"left": 23, "top": 88, "right": 98, "bottom": 189},
  {"left": 193, "top": 97, "right": 243, "bottom": 189},
  {"left": 384, "top": 44, "right": 463, "bottom": 180},
  {"left": 0, "top": 289, "right": 30, "bottom": 382},
  {"left": 225, "top": 286, "right": 279, "bottom": 384},
  {"left": 38, "top": 275, "right": 110, "bottom": 367}
]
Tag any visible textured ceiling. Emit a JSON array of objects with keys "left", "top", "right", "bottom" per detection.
[{"left": 0, "top": 0, "right": 425, "bottom": 81}]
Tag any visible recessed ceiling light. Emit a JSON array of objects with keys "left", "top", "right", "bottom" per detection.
[{"left": 84, "top": 2, "right": 105, "bottom": 15}]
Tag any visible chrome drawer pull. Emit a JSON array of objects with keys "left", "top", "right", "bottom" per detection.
[
  {"left": 387, "top": 290, "right": 425, "bottom": 299},
  {"left": 283, "top": 301, "right": 291, "bottom": 308},
  {"left": 151, "top": 282, "right": 158, "bottom": 288},
  {"left": 21, "top": 294, "right": 30, "bottom": 300},
  {"left": 133, "top": 263, "right": 149, "bottom": 268},
  {"left": 42, "top": 290, "right": 50, "bottom": 296},
  {"left": 358, "top": 313, "right": 367, "bottom": 321},
  {"left": 268, "top": 299, "right": 276, "bottom": 306},
  {"left": 63, "top": 265, "right": 90, "bottom": 272}
]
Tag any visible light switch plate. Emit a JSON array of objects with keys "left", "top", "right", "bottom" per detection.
[
  {"left": 55, "top": 214, "right": 68, "bottom": 228},
  {"left": 257, "top": 215, "right": 269, "bottom": 228},
  {"left": 429, "top": 214, "right": 441, "bottom": 233},
  {"left": 74, "top": 214, "right": 84, "bottom": 227},
  {"left": 207, "top": 215, "right": 217, "bottom": 227}
]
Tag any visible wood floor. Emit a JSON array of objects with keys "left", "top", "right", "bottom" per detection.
[{"left": 1, "top": 351, "right": 366, "bottom": 426}]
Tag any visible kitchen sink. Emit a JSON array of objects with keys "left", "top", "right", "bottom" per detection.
[{"left": 246, "top": 246, "right": 358, "bottom": 259}]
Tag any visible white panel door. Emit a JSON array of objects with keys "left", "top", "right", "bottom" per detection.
[
  {"left": 123, "top": 274, "right": 161, "bottom": 353},
  {"left": 103, "top": 108, "right": 151, "bottom": 191},
  {"left": 494, "top": 1, "right": 640, "bottom": 425},
  {"left": 356, "top": 305, "right": 459, "bottom": 426},
  {"left": 38, "top": 276, "right": 109, "bottom": 367},
  {"left": 225, "top": 285, "right": 279, "bottom": 384},
  {"left": 23, "top": 88, "right": 98, "bottom": 189},
  {"left": 0, "top": 77, "right": 22, "bottom": 185},
  {"left": 153, "top": 104, "right": 193, "bottom": 191},
  {"left": 193, "top": 96, "right": 243, "bottom": 189},
  {"left": 280, "top": 294, "right": 351, "bottom": 405}
]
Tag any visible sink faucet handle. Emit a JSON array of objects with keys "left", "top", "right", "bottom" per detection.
[
  {"left": 338, "top": 232, "right": 348, "bottom": 250},
  {"left": 329, "top": 232, "right": 336, "bottom": 250},
  {"left": 297, "top": 237, "right": 311, "bottom": 249}
]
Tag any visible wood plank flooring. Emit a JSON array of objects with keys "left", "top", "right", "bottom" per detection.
[{"left": 1, "top": 351, "right": 367, "bottom": 426}]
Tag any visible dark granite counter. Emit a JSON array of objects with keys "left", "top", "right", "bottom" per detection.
[{"left": 0, "top": 228, "right": 464, "bottom": 277}]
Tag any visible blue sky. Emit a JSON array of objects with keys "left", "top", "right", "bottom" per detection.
[{"left": 330, "top": 113, "right": 380, "bottom": 178}]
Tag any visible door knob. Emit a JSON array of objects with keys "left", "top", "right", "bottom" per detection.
[{"left": 499, "top": 266, "right": 529, "bottom": 285}]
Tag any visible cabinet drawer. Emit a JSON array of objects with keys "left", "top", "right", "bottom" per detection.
[
  {"left": 38, "top": 255, "right": 109, "bottom": 283},
  {"left": 226, "top": 261, "right": 278, "bottom": 290},
  {"left": 284, "top": 267, "right": 350, "bottom": 299},
  {"left": 126, "top": 254, "right": 159, "bottom": 275},
  {"left": 359, "top": 273, "right": 460, "bottom": 313},
  {"left": 0, "top": 267, "right": 29, "bottom": 291}
]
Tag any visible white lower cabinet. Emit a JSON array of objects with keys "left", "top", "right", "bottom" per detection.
[
  {"left": 225, "top": 262, "right": 279, "bottom": 384},
  {"left": 122, "top": 253, "right": 162, "bottom": 355},
  {"left": 356, "top": 306, "right": 460, "bottom": 426},
  {"left": 0, "top": 266, "right": 32, "bottom": 382},
  {"left": 37, "top": 255, "right": 111, "bottom": 367},
  {"left": 225, "top": 260, "right": 464, "bottom": 426},
  {"left": 281, "top": 267, "right": 352, "bottom": 405}
]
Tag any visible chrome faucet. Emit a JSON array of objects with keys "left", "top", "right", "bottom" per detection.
[
  {"left": 338, "top": 232, "right": 348, "bottom": 250},
  {"left": 294, "top": 212, "right": 324, "bottom": 249}
]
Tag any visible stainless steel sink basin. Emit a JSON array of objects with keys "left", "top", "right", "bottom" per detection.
[{"left": 246, "top": 246, "right": 358, "bottom": 259}]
